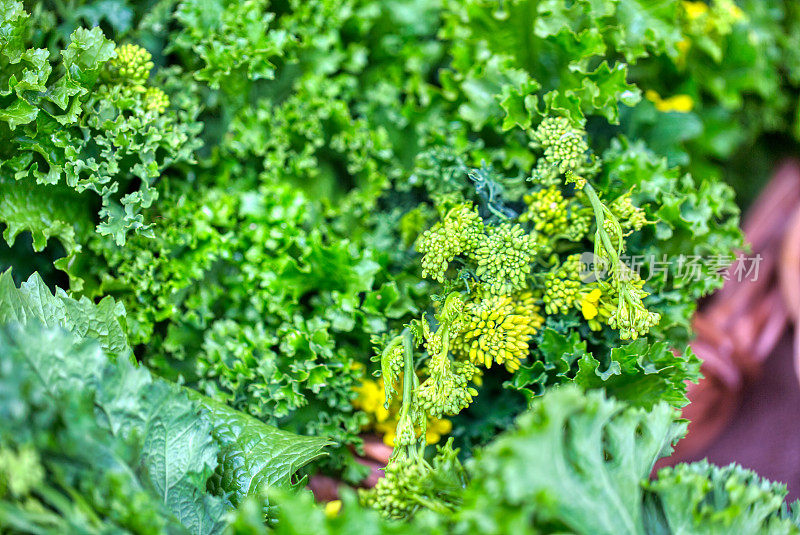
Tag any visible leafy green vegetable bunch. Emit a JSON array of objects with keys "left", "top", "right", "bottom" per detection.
[
  {"left": 1, "top": 0, "right": 746, "bottom": 477},
  {"left": 359, "top": 109, "right": 742, "bottom": 517},
  {"left": 237, "top": 387, "right": 800, "bottom": 534},
  {"left": 0, "top": 0, "right": 796, "bottom": 533}
]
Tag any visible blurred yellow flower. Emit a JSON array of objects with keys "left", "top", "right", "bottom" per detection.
[
  {"left": 352, "top": 378, "right": 390, "bottom": 422},
  {"left": 645, "top": 90, "right": 694, "bottom": 113},
  {"left": 324, "top": 500, "right": 342, "bottom": 518},
  {"left": 425, "top": 418, "right": 453, "bottom": 444},
  {"left": 683, "top": 1, "right": 709, "bottom": 20},
  {"left": 354, "top": 376, "right": 453, "bottom": 447}
]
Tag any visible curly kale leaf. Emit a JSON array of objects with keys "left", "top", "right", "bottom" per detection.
[
  {"left": 645, "top": 461, "right": 799, "bottom": 535},
  {"left": 86, "top": 181, "right": 390, "bottom": 453},
  {"left": 574, "top": 339, "right": 701, "bottom": 409},
  {"left": 0, "top": 269, "right": 128, "bottom": 355},
  {"left": 0, "top": 1, "right": 202, "bottom": 251},
  {"left": 506, "top": 325, "right": 700, "bottom": 409},
  {"left": 457, "top": 386, "right": 684, "bottom": 535},
  {"left": 172, "top": 0, "right": 291, "bottom": 89}
]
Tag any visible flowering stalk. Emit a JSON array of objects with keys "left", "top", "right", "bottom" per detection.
[{"left": 583, "top": 182, "right": 660, "bottom": 340}]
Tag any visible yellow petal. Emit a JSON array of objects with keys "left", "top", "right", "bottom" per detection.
[{"left": 582, "top": 300, "right": 599, "bottom": 320}]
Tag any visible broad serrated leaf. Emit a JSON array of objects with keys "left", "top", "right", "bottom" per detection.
[
  {"left": 4, "top": 320, "right": 227, "bottom": 534},
  {"left": 189, "top": 390, "right": 331, "bottom": 507},
  {"left": 0, "top": 269, "right": 128, "bottom": 355}
]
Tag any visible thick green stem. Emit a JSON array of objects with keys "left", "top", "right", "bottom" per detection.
[
  {"left": 392, "top": 328, "right": 419, "bottom": 460},
  {"left": 401, "top": 329, "right": 416, "bottom": 405},
  {"left": 583, "top": 182, "right": 620, "bottom": 266}
]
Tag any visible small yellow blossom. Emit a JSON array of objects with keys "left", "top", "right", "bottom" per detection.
[
  {"left": 324, "top": 500, "right": 342, "bottom": 518},
  {"left": 645, "top": 90, "right": 694, "bottom": 113},
  {"left": 683, "top": 1, "right": 709, "bottom": 20},
  {"left": 579, "top": 288, "right": 602, "bottom": 320}
]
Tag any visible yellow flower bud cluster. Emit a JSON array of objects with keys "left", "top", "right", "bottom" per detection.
[
  {"left": 521, "top": 186, "right": 592, "bottom": 245},
  {"left": 531, "top": 117, "right": 590, "bottom": 183},
  {"left": 109, "top": 43, "right": 154, "bottom": 84},
  {"left": 520, "top": 186, "right": 568, "bottom": 234},
  {"left": 543, "top": 254, "right": 582, "bottom": 315},
  {"left": 473, "top": 223, "right": 538, "bottom": 295},
  {"left": 144, "top": 87, "right": 170, "bottom": 114},
  {"left": 451, "top": 294, "right": 540, "bottom": 372},
  {"left": 417, "top": 204, "right": 484, "bottom": 282},
  {"left": 512, "top": 290, "right": 546, "bottom": 333},
  {"left": 104, "top": 43, "right": 171, "bottom": 115}
]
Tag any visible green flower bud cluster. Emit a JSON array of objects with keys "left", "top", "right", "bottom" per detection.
[
  {"left": 419, "top": 315, "right": 444, "bottom": 357},
  {"left": 565, "top": 207, "right": 593, "bottom": 243},
  {"left": 416, "top": 361, "right": 479, "bottom": 418},
  {"left": 582, "top": 182, "right": 661, "bottom": 340},
  {"left": 372, "top": 334, "right": 405, "bottom": 405},
  {"left": 103, "top": 43, "right": 171, "bottom": 116},
  {"left": 602, "top": 216, "right": 625, "bottom": 253},
  {"left": 108, "top": 44, "right": 154, "bottom": 84},
  {"left": 360, "top": 456, "right": 428, "bottom": 519},
  {"left": 411, "top": 292, "right": 477, "bottom": 418},
  {"left": 144, "top": 87, "right": 170, "bottom": 114},
  {"left": 531, "top": 117, "right": 590, "bottom": 183},
  {"left": 521, "top": 186, "right": 593, "bottom": 246},
  {"left": 392, "top": 409, "right": 422, "bottom": 448},
  {"left": 417, "top": 204, "right": 484, "bottom": 282},
  {"left": 452, "top": 294, "right": 539, "bottom": 372},
  {"left": 520, "top": 186, "right": 568, "bottom": 234},
  {"left": 543, "top": 254, "right": 583, "bottom": 315},
  {"left": 610, "top": 192, "right": 648, "bottom": 233},
  {"left": 604, "top": 267, "right": 661, "bottom": 340},
  {"left": 565, "top": 169, "right": 587, "bottom": 189},
  {"left": 473, "top": 223, "right": 537, "bottom": 295},
  {"left": 360, "top": 439, "right": 465, "bottom": 520}
]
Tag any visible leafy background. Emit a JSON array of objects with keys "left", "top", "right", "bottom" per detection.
[{"left": 2, "top": 0, "right": 800, "bottom": 532}]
